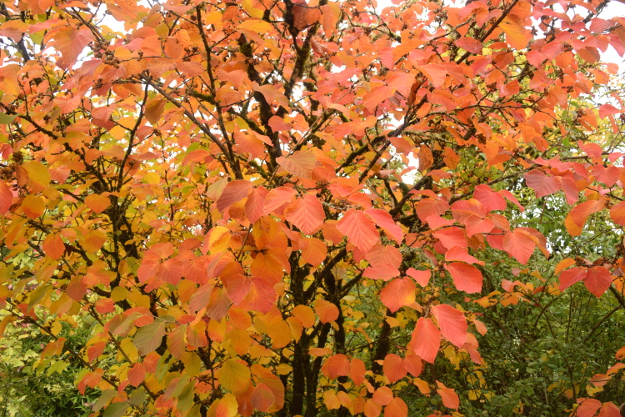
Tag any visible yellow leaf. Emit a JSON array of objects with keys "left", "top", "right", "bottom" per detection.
[
  {"left": 219, "top": 359, "right": 251, "bottom": 392},
  {"left": 238, "top": 19, "right": 272, "bottom": 34},
  {"left": 23, "top": 161, "right": 51, "bottom": 193},
  {"left": 22, "top": 195, "right": 45, "bottom": 219}
]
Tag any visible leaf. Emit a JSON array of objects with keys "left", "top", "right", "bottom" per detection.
[
  {"left": 437, "top": 384, "right": 460, "bottom": 409},
  {"left": 133, "top": 321, "right": 166, "bottom": 356},
  {"left": 610, "top": 201, "right": 625, "bottom": 226},
  {"left": 584, "top": 266, "right": 612, "bottom": 298},
  {"left": 566, "top": 200, "right": 604, "bottom": 236},
  {"left": 431, "top": 304, "right": 467, "bottom": 348},
  {"left": 216, "top": 180, "right": 252, "bottom": 212},
  {"left": 577, "top": 399, "right": 602, "bottom": 417},
  {"left": 350, "top": 358, "right": 366, "bottom": 385},
  {"left": 23, "top": 161, "right": 51, "bottom": 193},
  {"left": 0, "top": 113, "right": 16, "bottom": 124},
  {"left": 314, "top": 299, "right": 339, "bottom": 323},
  {"left": 251, "top": 383, "right": 275, "bottom": 412},
  {"left": 406, "top": 268, "right": 431, "bottom": 287},
  {"left": 127, "top": 363, "right": 145, "bottom": 387},
  {"left": 145, "top": 99, "right": 165, "bottom": 125},
  {"left": 411, "top": 317, "right": 441, "bottom": 364},
  {"left": 301, "top": 237, "right": 327, "bottom": 266},
  {"left": 0, "top": 180, "right": 12, "bottom": 214},
  {"left": 42, "top": 234, "right": 65, "bottom": 260},
  {"left": 385, "top": 397, "right": 408, "bottom": 417},
  {"left": 103, "top": 402, "right": 129, "bottom": 417},
  {"left": 419, "top": 64, "right": 447, "bottom": 88},
  {"left": 219, "top": 359, "right": 251, "bottom": 392},
  {"left": 52, "top": 27, "right": 94, "bottom": 69},
  {"left": 321, "top": 354, "right": 350, "bottom": 379},
  {"left": 264, "top": 187, "right": 297, "bottom": 214},
  {"left": 285, "top": 194, "right": 325, "bottom": 234},
  {"left": 372, "top": 386, "right": 393, "bottom": 405},
  {"left": 276, "top": 150, "right": 316, "bottom": 179},
  {"left": 364, "top": 209, "right": 404, "bottom": 243},
  {"left": 383, "top": 353, "right": 407, "bottom": 383},
  {"left": 84, "top": 194, "right": 111, "bottom": 214},
  {"left": 455, "top": 37, "right": 483, "bottom": 53},
  {"left": 380, "top": 277, "right": 416, "bottom": 313},
  {"left": 524, "top": 170, "right": 560, "bottom": 198},
  {"left": 291, "top": 305, "right": 316, "bottom": 328},
  {"left": 502, "top": 229, "right": 536, "bottom": 265},
  {"left": 337, "top": 209, "right": 379, "bottom": 253},
  {"left": 444, "top": 262, "right": 483, "bottom": 293}
]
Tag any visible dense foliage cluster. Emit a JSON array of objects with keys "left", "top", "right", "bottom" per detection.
[{"left": 1, "top": 0, "right": 625, "bottom": 416}]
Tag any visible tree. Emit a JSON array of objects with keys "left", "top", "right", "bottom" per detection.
[{"left": 1, "top": 0, "right": 625, "bottom": 416}]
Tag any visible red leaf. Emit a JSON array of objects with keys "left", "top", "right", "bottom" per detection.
[
  {"left": 337, "top": 209, "right": 379, "bottom": 253},
  {"left": 285, "top": 194, "right": 325, "bottom": 235},
  {"left": 364, "top": 208, "right": 404, "bottom": 243},
  {"left": 431, "top": 304, "right": 467, "bottom": 348},
  {"left": 584, "top": 266, "right": 612, "bottom": 298},
  {"left": 577, "top": 398, "right": 602, "bottom": 417},
  {"left": 406, "top": 268, "right": 431, "bottom": 287},
  {"left": 411, "top": 317, "right": 441, "bottom": 364},
  {"left": 444, "top": 262, "right": 483, "bottom": 293},
  {"left": 559, "top": 267, "right": 587, "bottom": 291},
  {"left": 433, "top": 227, "right": 467, "bottom": 249},
  {"left": 380, "top": 277, "right": 416, "bottom": 312},
  {"left": 216, "top": 180, "right": 252, "bottom": 212},
  {"left": 524, "top": 170, "right": 560, "bottom": 198},
  {"left": 503, "top": 229, "right": 536, "bottom": 264},
  {"left": 455, "top": 37, "right": 483, "bottom": 53}
]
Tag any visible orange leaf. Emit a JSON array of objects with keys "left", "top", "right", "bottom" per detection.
[
  {"left": 128, "top": 363, "right": 146, "bottom": 387},
  {"left": 577, "top": 398, "right": 602, "bottom": 417},
  {"left": 431, "top": 304, "right": 467, "bottom": 348},
  {"left": 419, "top": 64, "right": 447, "bottom": 88},
  {"left": 216, "top": 180, "right": 252, "bottom": 212},
  {"left": 455, "top": 37, "right": 483, "bottom": 53},
  {"left": 251, "top": 383, "right": 275, "bottom": 412},
  {"left": 84, "top": 194, "right": 111, "bottom": 214},
  {"left": 364, "top": 209, "right": 404, "bottom": 243},
  {"left": 437, "top": 384, "right": 460, "bottom": 409},
  {"left": 314, "top": 299, "right": 339, "bottom": 323},
  {"left": 406, "top": 268, "right": 431, "bottom": 287},
  {"left": 321, "top": 354, "right": 350, "bottom": 379},
  {"left": 411, "top": 317, "right": 441, "bottom": 364},
  {"left": 42, "top": 233, "right": 65, "bottom": 260},
  {"left": 276, "top": 150, "right": 316, "bottom": 179},
  {"left": 145, "top": 99, "right": 165, "bottom": 125},
  {"left": 384, "top": 397, "right": 408, "bottom": 417},
  {"left": 584, "top": 266, "right": 612, "bottom": 298},
  {"left": 292, "top": 305, "right": 316, "bottom": 328},
  {"left": 566, "top": 200, "right": 604, "bottom": 236},
  {"left": 0, "top": 180, "right": 13, "bottom": 214},
  {"left": 264, "top": 186, "right": 297, "bottom": 214},
  {"left": 285, "top": 194, "right": 325, "bottom": 235},
  {"left": 22, "top": 195, "right": 45, "bottom": 219},
  {"left": 610, "top": 201, "right": 625, "bottom": 226},
  {"left": 364, "top": 399, "right": 382, "bottom": 417},
  {"left": 383, "top": 353, "right": 407, "bottom": 383},
  {"left": 350, "top": 358, "right": 366, "bottom": 385},
  {"left": 380, "top": 277, "right": 416, "bottom": 313},
  {"left": 372, "top": 386, "right": 393, "bottom": 405},
  {"left": 51, "top": 27, "right": 94, "bottom": 69},
  {"left": 301, "top": 237, "right": 328, "bottom": 266},
  {"left": 337, "top": 209, "right": 379, "bottom": 253}
]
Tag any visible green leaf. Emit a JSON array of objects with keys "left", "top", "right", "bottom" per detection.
[
  {"left": 0, "top": 113, "right": 15, "bottom": 124},
  {"left": 133, "top": 320, "right": 166, "bottom": 355},
  {"left": 103, "top": 402, "right": 128, "bottom": 417}
]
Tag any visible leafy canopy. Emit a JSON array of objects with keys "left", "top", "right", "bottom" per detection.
[{"left": 1, "top": 0, "right": 625, "bottom": 416}]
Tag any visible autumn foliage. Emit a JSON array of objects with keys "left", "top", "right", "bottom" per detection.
[{"left": 1, "top": 0, "right": 625, "bottom": 416}]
